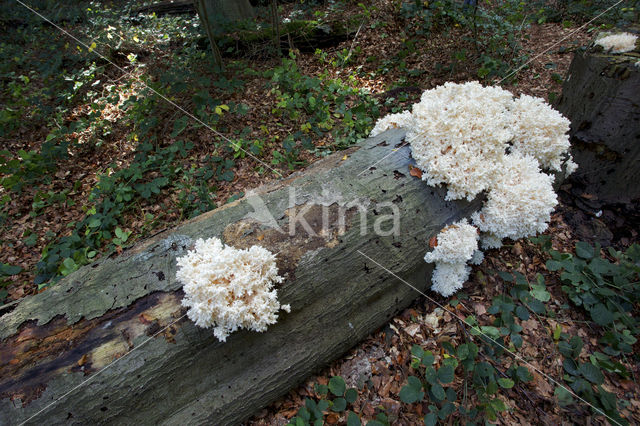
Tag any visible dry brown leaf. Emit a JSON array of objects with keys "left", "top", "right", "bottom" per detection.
[
  {"left": 531, "top": 371, "right": 553, "bottom": 396},
  {"left": 409, "top": 165, "right": 423, "bottom": 178},
  {"left": 472, "top": 302, "right": 487, "bottom": 316}
]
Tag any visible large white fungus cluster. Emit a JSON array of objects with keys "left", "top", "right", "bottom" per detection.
[
  {"left": 176, "top": 237, "right": 289, "bottom": 342},
  {"left": 595, "top": 32, "right": 638, "bottom": 54},
  {"left": 424, "top": 219, "right": 479, "bottom": 297},
  {"left": 371, "top": 81, "right": 576, "bottom": 297},
  {"left": 407, "top": 82, "right": 514, "bottom": 201}
]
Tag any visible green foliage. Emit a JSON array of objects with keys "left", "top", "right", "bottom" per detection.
[
  {"left": 33, "top": 138, "right": 234, "bottom": 286},
  {"left": 555, "top": 333, "right": 629, "bottom": 425},
  {"left": 526, "top": 239, "right": 639, "bottom": 425},
  {"left": 266, "top": 52, "right": 380, "bottom": 156},
  {"left": 398, "top": 0, "right": 526, "bottom": 80},
  {"left": 400, "top": 341, "right": 532, "bottom": 423},
  {"left": 530, "top": 0, "right": 638, "bottom": 25},
  {"left": 545, "top": 242, "right": 639, "bottom": 355},
  {"left": 288, "top": 376, "right": 361, "bottom": 426}
]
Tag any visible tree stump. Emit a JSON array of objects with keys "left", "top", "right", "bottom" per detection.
[
  {"left": 0, "top": 130, "right": 483, "bottom": 425},
  {"left": 556, "top": 30, "right": 640, "bottom": 203}
]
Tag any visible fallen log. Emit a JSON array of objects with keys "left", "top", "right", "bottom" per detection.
[
  {"left": 0, "top": 129, "right": 483, "bottom": 425},
  {"left": 132, "top": 0, "right": 196, "bottom": 16},
  {"left": 556, "top": 28, "right": 640, "bottom": 203}
]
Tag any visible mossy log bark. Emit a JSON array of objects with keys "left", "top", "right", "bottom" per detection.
[
  {"left": 556, "top": 32, "right": 640, "bottom": 203},
  {"left": 0, "top": 130, "right": 483, "bottom": 425}
]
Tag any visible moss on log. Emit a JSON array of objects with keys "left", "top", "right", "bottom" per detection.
[
  {"left": 556, "top": 31, "right": 640, "bottom": 203},
  {"left": 0, "top": 130, "right": 483, "bottom": 425}
]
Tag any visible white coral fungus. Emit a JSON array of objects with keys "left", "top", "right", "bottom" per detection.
[
  {"left": 370, "top": 82, "right": 576, "bottom": 297},
  {"left": 370, "top": 110, "right": 413, "bottom": 137},
  {"left": 510, "top": 95, "right": 571, "bottom": 172},
  {"left": 176, "top": 237, "right": 289, "bottom": 342},
  {"left": 595, "top": 32, "right": 638, "bottom": 54},
  {"left": 407, "top": 81, "right": 514, "bottom": 201},
  {"left": 424, "top": 219, "right": 479, "bottom": 297},
  {"left": 471, "top": 154, "right": 558, "bottom": 242}
]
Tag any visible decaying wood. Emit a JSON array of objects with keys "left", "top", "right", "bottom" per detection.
[
  {"left": 0, "top": 130, "right": 483, "bottom": 425},
  {"left": 557, "top": 30, "right": 640, "bottom": 203},
  {"left": 132, "top": 0, "right": 196, "bottom": 16}
]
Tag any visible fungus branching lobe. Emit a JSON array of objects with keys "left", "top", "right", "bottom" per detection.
[{"left": 595, "top": 32, "right": 638, "bottom": 54}]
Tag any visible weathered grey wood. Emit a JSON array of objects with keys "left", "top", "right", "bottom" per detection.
[
  {"left": 556, "top": 31, "right": 640, "bottom": 203},
  {"left": 0, "top": 129, "right": 483, "bottom": 425}
]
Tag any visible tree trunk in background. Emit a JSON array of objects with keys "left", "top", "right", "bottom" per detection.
[
  {"left": 556, "top": 30, "right": 640, "bottom": 203},
  {"left": 0, "top": 129, "right": 484, "bottom": 425},
  {"left": 194, "top": 0, "right": 255, "bottom": 68}
]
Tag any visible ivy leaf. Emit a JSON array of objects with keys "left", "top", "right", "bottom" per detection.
[
  {"left": 437, "top": 365, "right": 455, "bottom": 384},
  {"left": 430, "top": 383, "right": 446, "bottom": 401},
  {"left": 546, "top": 259, "right": 565, "bottom": 271},
  {"left": 510, "top": 333, "right": 523, "bottom": 348},
  {"left": 345, "top": 388, "right": 358, "bottom": 404},
  {"left": 314, "top": 384, "right": 328, "bottom": 396},
  {"left": 171, "top": 115, "right": 188, "bottom": 138},
  {"left": 0, "top": 263, "right": 22, "bottom": 276},
  {"left": 331, "top": 397, "right": 347, "bottom": 412},
  {"left": 590, "top": 303, "right": 614, "bottom": 326},
  {"left": 411, "top": 345, "right": 424, "bottom": 359},
  {"left": 563, "top": 358, "right": 579, "bottom": 376},
  {"left": 316, "top": 399, "right": 329, "bottom": 412},
  {"left": 328, "top": 376, "right": 346, "bottom": 397},
  {"left": 457, "top": 344, "right": 469, "bottom": 360},
  {"left": 424, "top": 366, "right": 437, "bottom": 385},
  {"left": 515, "top": 305, "right": 529, "bottom": 320},
  {"left": 554, "top": 386, "right": 574, "bottom": 406},
  {"left": 498, "top": 378, "right": 514, "bottom": 389},
  {"left": 399, "top": 376, "right": 424, "bottom": 404},
  {"left": 347, "top": 411, "right": 361, "bottom": 426},
  {"left": 516, "top": 366, "right": 532, "bottom": 382},
  {"left": 575, "top": 241, "right": 594, "bottom": 259},
  {"left": 421, "top": 351, "right": 435, "bottom": 366},
  {"left": 530, "top": 284, "right": 551, "bottom": 302},
  {"left": 579, "top": 362, "right": 604, "bottom": 385},
  {"left": 424, "top": 412, "right": 437, "bottom": 426}
]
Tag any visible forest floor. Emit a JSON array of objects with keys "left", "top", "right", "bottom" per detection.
[{"left": 1, "top": 0, "right": 638, "bottom": 424}]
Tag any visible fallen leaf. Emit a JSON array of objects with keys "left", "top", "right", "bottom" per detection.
[
  {"left": 409, "top": 165, "right": 422, "bottom": 178},
  {"left": 77, "top": 354, "right": 88, "bottom": 366},
  {"left": 472, "top": 302, "right": 487, "bottom": 316},
  {"left": 429, "top": 236, "right": 438, "bottom": 248},
  {"left": 139, "top": 313, "right": 154, "bottom": 324},
  {"left": 404, "top": 323, "right": 421, "bottom": 337},
  {"left": 531, "top": 371, "right": 553, "bottom": 396}
]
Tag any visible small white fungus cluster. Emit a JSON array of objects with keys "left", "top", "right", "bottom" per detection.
[
  {"left": 176, "top": 237, "right": 289, "bottom": 342},
  {"left": 371, "top": 81, "right": 576, "bottom": 297},
  {"left": 471, "top": 153, "right": 558, "bottom": 246},
  {"left": 424, "top": 219, "right": 479, "bottom": 297},
  {"left": 595, "top": 32, "right": 638, "bottom": 54}
]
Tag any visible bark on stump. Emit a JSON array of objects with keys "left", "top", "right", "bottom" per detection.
[
  {"left": 556, "top": 30, "right": 640, "bottom": 203},
  {"left": 0, "top": 130, "right": 483, "bottom": 425}
]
